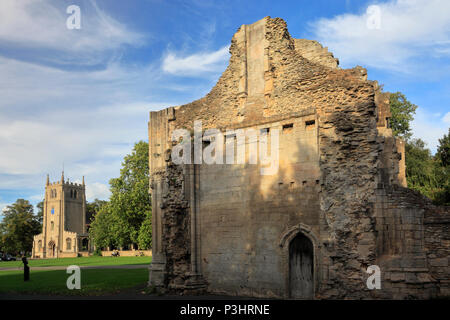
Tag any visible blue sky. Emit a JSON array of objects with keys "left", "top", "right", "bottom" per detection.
[{"left": 0, "top": 0, "right": 449, "bottom": 213}]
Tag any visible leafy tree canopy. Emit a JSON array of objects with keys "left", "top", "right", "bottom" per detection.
[
  {"left": 89, "top": 141, "right": 152, "bottom": 250},
  {"left": 436, "top": 128, "right": 450, "bottom": 167},
  {"left": 389, "top": 91, "right": 448, "bottom": 205},
  {"left": 389, "top": 92, "right": 418, "bottom": 141},
  {"left": 405, "top": 137, "right": 450, "bottom": 205},
  {"left": 0, "top": 199, "right": 41, "bottom": 255}
]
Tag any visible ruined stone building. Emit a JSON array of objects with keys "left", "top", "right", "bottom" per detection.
[
  {"left": 32, "top": 173, "right": 91, "bottom": 258},
  {"left": 148, "top": 17, "right": 449, "bottom": 299}
]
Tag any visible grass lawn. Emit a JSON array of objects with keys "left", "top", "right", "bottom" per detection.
[
  {"left": 0, "top": 256, "right": 151, "bottom": 269},
  {"left": 0, "top": 268, "right": 148, "bottom": 295}
]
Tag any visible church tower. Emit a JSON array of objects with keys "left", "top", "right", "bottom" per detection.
[{"left": 32, "top": 173, "right": 90, "bottom": 258}]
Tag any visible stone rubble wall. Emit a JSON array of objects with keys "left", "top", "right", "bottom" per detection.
[
  {"left": 148, "top": 16, "right": 449, "bottom": 299},
  {"left": 293, "top": 39, "right": 339, "bottom": 69},
  {"left": 424, "top": 207, "right": 450, "bottom": 297},
  {"left": 375, "top": 186, "right": 449, "bottom": 299},
  {"left": 159, "top": 161, "right": 191, "bottom": 291}
]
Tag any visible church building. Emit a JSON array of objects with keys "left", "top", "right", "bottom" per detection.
[{"left": 32, "top": 172, "right": 91, "bottom": 258}]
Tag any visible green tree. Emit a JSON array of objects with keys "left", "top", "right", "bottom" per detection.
[
  {"left": 89, "top": 141, "right": 152, "bottom": 250},
  {"left": 388, "top": 92, "right": 449, "bottom": 205},
  {"left": 109, "top": 141, "right": 151, "bottom": 247},
  {"left": 405, "top": 139, "right": 437, "bottom": 198},
  {"left": 36, "top": 201, "right": 44, "bottom": 228},
  {"left": 137, "top": 211, "right": 152, "bottom": 249},
  {"left": 436, "top": 128, "right": 450, "bottom": 167},
  {"left": 389, "top": 92, "right": 418, "bottom": 140},
  {"left": 0, "top": 199, "right": 41, "bottom": 255},
  {"left": 86, "top": 198, "right": 108, "bottom": 225},
  {"left": 433, "top": 128, "right": 450, "bottom": 205},
  {"left": 89, "top": 203, "right": 114, "bottom": 249}
]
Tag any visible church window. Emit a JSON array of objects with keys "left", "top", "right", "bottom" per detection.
[
  {"left": 66, "top": 238, "right": 72, "bottom": 250},
  {"left": 51, "top": 221, "right": 54, "bottom": 231},
  {"left": 38, "top": 240, "right": 42, "bottom": 251}
]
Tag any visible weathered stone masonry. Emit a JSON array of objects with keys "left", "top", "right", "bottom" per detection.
[{"left": 148, "top": 17, "right": 449, "bottom": 299}]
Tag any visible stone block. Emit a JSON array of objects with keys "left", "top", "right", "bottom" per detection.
[
  {"left": 390, "top": 273, "right": 405, "bottom": 282},
  {"left": 430, "top": 258, "right": 448, "bottom": 267}
]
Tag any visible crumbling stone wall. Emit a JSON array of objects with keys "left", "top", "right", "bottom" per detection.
[
  {"left": 159, "top": 161, "right": 191, "bottom": 290},
  {"left": 425, "top": 207, "right": 450, "bottom": 296},
  {"left": 316, "top": 86, "right": 380, "bottom": 299},
  {"left": 294, "top": 39, "right": 339, "bottom": 69},
  {"left": 148, "top": 16, "right": 449, "bottom": 299},
  {"left": 375, "top": 186, "right": 437, "bottom": 299}
]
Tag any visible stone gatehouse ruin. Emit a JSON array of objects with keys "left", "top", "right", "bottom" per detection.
[{"left": 148, "top": 17, "right": 449, "bottom": 299}]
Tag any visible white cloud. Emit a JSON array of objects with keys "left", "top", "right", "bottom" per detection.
[
  {"left": 0, "top": 196, "right": 10, "bottom": 214},
  {"left": 0, "top": 200, "right": 9, "bottom": 213},
  {"left": 0, "top": 0, "right": 145, "bottom": 66},
  {"left": 162, "top": 46, "right": 229, "bottom": 76},
  {"left": 1, "top": 205, "right": 8, "bottom": 214},
  {"left": 309, "top": 0, "right": 450, "bottom": 71},
  {"left": 0, "top": 0, "right": 226, "bottom": 204},
  {"left": 29, "top": 194, "right": 44, "bottom": 202},
  {"left": 0, "top": 53, "right": 177, "bottom": 191},
  {"left": 84, "top": 182, "right": 111, "bottom": 201},
  {"left": 443, "top": 112, "right": 450, "bottom": 124},
  {"left": 411, "top": 108, "right": 449, "bottom": 153}
]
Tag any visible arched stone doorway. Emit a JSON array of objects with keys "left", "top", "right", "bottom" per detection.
[
  {"left": 280, "top": 223, "right": 320, "bottom": 299},
  {"left": 289, "top": 233, "right": 314, "bottom": 299},
  {"left": 48, "top": 241, "right": 56, "bottom": 258}
]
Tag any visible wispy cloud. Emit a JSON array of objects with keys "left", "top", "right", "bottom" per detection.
[
  {"left": 0, "top": 197, "right": 9, "bottom": 213},
  {"left": 162, "top": 45, "right": 229, "bottom": 76},
  {"left": 0, "top": 1, "right": 227, "bottom": 205},
  {"left": 74, "top": 181, "right": 111, "bottom": 201},
  {"left": 443, "top": 112, "right": 450, "bottom": 125},
  {"left": 0, "top": 52, "right": 176, "bottom": 196},
  {"left": 0, "top": 0, "right": 145, "bottom": 67},
  {"left": 309, "top": 0, "right": 450, "bottom": 72},
  {"left": 411, "top": 108, "right": 449, "bottom": 153}
]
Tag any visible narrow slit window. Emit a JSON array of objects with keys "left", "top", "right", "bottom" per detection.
[
  {"left": 260, "top": 128, "right": 270, "bottom": 135},
  {"left": 305, "top": 120, "right": 315, "bottom": 129},
  {"left": 282, "top": 123, "right": 294, "bottom": 133}
]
